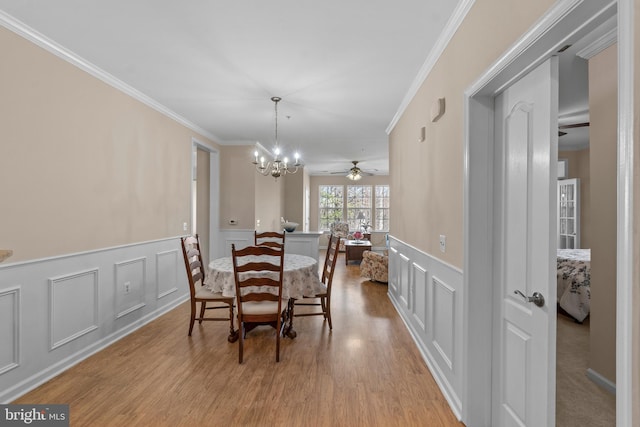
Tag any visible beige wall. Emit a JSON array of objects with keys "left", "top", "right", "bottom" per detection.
[
  {"left": 283, "top": 168, "right": 308, "bottom": 229},
  {"left": 559, "top": 148, "right": 591, "bottom": 248},
  {"left": 389, "top": 0, "right": 555, "bottom": 267},
  {"left": 588, "top": 44, "right": 618, "bottom": 383},
  {"left": 0, "top": 27, "right": 218, "bottom": 263},
  {"left": 254, "top": 169, "right": 285, "bottom": 232},
  {"left": 219, "top": 145, "right": 256, "bottom": 230}
]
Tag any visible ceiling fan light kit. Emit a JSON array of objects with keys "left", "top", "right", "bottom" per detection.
[
  {"left": 346, "top": 161, "right": 363, "bottom": 180},
  {"left": 252, "top": 96, "right": 301, "bottom": 180}
]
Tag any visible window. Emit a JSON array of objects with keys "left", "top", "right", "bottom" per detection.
[
  {"left": 375, "top": 185, "right": 390, "bottom": 231},
  {"left": 346, "top": 185, "right": 372, "bottom": 231},
  {"left": 318, "top": 184, "right": 390, "bottom": 232},
  {"left": 319, "top": 185, "right": 344, "bottom": 231}
]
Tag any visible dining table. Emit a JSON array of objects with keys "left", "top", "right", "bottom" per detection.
[{"left": 204, "top": 253, "right": 326, "bottom": 338}]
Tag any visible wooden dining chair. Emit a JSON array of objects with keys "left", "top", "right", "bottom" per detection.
[
  {"left": 293, "top": 234, "right": 341, "bottom": 329},
  {"left": 254, "top": 230, "right": 286, "bottom": 248},
  {"left": 181, "top": 235, "right": 238, "bottom": 342},
  {"left": 231, "top": 244, "right": 286, "bottom": 363}
]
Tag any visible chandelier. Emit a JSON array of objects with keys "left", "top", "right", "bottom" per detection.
[{"left": 253, "top": 96, "right": 301, "bottom": 179}]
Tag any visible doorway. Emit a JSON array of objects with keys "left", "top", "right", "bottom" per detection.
[
  {"left": 555, "top": 22, "right": 618, "bottom": 425},
  {"left": 461, "top": 0, "right": 631, "bottom": 425},
  {"left": 191, "top": 139, "right": 221, "bottom": 263}
]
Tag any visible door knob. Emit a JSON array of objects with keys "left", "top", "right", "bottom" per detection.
[{"left": 514, "top": 290, "right": 545, "bottom": 307}]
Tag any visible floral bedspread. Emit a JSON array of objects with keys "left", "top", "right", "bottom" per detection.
[{"left": 557, "top": 249, "right": 590, "bottom": 322}]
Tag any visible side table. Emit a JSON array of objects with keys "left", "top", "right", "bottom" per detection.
[{"left": 344, "top": 240, "right": 372, "bottom": 264}]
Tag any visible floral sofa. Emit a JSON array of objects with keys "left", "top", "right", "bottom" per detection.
[
  {"left": 360, "top": 250, "right": 388, "bottom": 283},
  {"left": 330, "top": 221, "right": 352, "bottom": 252}
]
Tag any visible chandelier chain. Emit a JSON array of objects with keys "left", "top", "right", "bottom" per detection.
[{"left": 252, "top": 96, "right": 301, "bottom": 180}]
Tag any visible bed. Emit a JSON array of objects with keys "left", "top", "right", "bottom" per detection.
[{"left": 557, "top": 249, "right": 591, "bottom": 322}]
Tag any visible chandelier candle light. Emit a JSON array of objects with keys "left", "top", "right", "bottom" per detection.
[{"left": 253, "top": 96, "right": 301, "bottom": 179}]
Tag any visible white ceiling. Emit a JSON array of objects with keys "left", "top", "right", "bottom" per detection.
[{"left": 0, "top": 1, "right": 466, "bottom": 175}]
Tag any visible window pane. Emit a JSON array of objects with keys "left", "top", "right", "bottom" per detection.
[
  {"left": 375, "top": 185, "right": 390, "bottom": 231},
  {"left": 347, "top": 185, "right": 372, "bottom": 231},
  {"left": 319, "top": 185, "right": 344, "bottom": 231}
]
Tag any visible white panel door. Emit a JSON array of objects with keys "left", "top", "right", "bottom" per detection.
[{"left": 492, "top": 57, "right": 558, "bottom": 426}]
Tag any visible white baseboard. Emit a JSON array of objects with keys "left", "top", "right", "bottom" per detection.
[{"left": 586, "top": 368, "right": 616, "bottom": 395}]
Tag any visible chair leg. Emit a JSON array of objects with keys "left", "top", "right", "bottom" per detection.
[
  {"left": 275, "top": 320, "right": 281, "bottom": 362},
  {"left": 188, "top": 300, "right": 197, "bottom": 336},
  {"left": 227, "top": 303, "right": 239, "bottom": 343},
  {"left": 199, "top": 301, "right": 206, "bottom": 324},
  {"left": 238, "top": 322, "right": 244, "bottom": 364},
  {"left": 326, "top": 297, "right": 332, "bottom": 330}
]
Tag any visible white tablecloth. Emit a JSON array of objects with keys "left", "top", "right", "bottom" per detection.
[{"left": 204, "top": 253, "right": 326, "bottom": 300}]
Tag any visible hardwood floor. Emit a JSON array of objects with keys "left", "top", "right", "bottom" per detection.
[{"left": 14, "top": 253, "right": 463, "bottom": 427}]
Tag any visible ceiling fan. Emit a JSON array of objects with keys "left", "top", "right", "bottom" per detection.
[
  {"left": 330, "top": 161, "right": 376, "bottom": 180},
  {"left": 558, "top": 122, "right": 589, "bottom": 137}
]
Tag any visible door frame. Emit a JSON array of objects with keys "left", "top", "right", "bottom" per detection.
[
  {"left": 461, "top": 0, "right": 632, "bottom": 425},
  {"left": 191, "top": 137, "right": 221, "bottom": 261}
]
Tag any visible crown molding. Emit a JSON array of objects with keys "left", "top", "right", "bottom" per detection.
[
  {"left": 0, "top": 10, "right": 220, "bottom": 143},
  {"left": 386, "top": 0, "right": 476, "bottom": 135}
]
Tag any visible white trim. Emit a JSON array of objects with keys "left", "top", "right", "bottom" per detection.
[
  {"left": 0, "top": 286, "right": 20, "bottom": 375},
  {"left": 0, "top": 236, "right": 182, "bottom": 269},
  {"left": 586, "top": 368, "right": 617, "bottom": 395},
  {"left": 575, "top": 27, "right": 617, "bottom": 59},
  {"left": 388, "top": 235, "right": 463, "bottom": 275},
  {"left": 386, "top": 0, "right": 476, "bottom": 134},
  {"left": 466, "top": 0, "right": 584, "bottom": 97},
  {"left": 616, "top": 0, "right": 634, "bottom": 425},
  {"left": 0, "top": 10, "right": 220, "bottom": 143},
  {"left": 387, "top": 236, "right": 464, "bottom": 420}
]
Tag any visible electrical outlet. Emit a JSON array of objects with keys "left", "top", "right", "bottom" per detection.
[
  {"left": 183, "top": 222, "right": 188, "bottom": 231},
  {"left": 439, "top": 235, "right": 446, "bottom": 253},
  {"left": 124, "top": 281, "right": 131, "bottom": 294}
]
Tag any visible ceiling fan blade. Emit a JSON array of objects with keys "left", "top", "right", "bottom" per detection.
[{"left": 559, "top": 122, "right": 589, "bottom": 129}]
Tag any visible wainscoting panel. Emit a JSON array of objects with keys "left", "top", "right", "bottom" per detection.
[
  {"left": 411, "top": 263, "right": 428, "bottom": 333},
  {"left": 217, "top": 229, "right": 254, "bottom": 258},
  {"left": 432, "top": 276, "right": 455, "bottom": 370},
  {"left": 156, "top": 250, "right": 179, "bottom": 299},
  {"left": 0, "top": 286, "right": 20, "bottom": 375},
  {"left": 398, "top": 254, "right": 411, "bottom": 310},
  {"left": 114, "top": 258, "right": 146, "bottom": 319},
  {"left": 388, "top": 247, "right": 399, "bottom": 294},
  {"left": 49, "top": 269, "right": 99, "bottom": 350},
  {"left": 387, "top": 236, "right": 464, "bottom": 419},
  {"left": 0, "top": 237, "right": 189, "bottom": 403}
]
